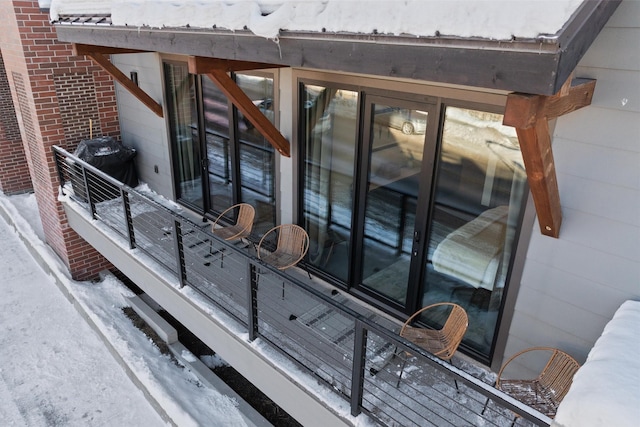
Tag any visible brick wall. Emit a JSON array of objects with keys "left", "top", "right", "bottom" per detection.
[
  {"left": 0, "top": 0, "right": 120, "bottom": 280},
  {"left": 0, "top": 53, "right": 32, "bottom": 194}
]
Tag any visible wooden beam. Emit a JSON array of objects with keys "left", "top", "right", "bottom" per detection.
[
  {"left": 205, "top": 69, "right": 290, "bottom": 157},
  {"left": 72, "top": 43, "right": 148, "bottom": 56},
  {"left": 188, "top": 56, "right": 286, "bottom": 74},
  {"left": 542, "top": 78, "right": 596, "bottom": 120},
  {"left": 504, "top": 77, "right": 596, "bottom": 238},
  {"left": 515, "top": 120, "right": 562, "bottom": 237},
  {"left": 84, "top": 52, "right": 164, "bottom": 118}
]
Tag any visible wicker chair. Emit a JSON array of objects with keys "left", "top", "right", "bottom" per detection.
[
  {"left": 208, "top": 203, "right": 255, "bottom": 267},
  {"left": 257, "top": 224, "right": 310, "bottom": 297},
  {"left": 211, "top": 203, "right": 255, "bottom": 241},
  {"left": 482, "top": 346, "right": 580, "bottom": 426},
  {"left": 396, "top": 302, "right": 468, "bottom": 388}
]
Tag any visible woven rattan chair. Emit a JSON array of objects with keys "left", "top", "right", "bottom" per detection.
[
  {"left": 482, "top": 346, "right": 580, "bottom": 426},
  {"left": 396, "top": 302, "right": 468, "bottom": 388},
  {"left": 208, "top": 203, "right": 255, "bottom": 267},
  {"left": 257, "top": 224, "right": 310, "bottom": 297},
  {"left": 211, "top": 203, "right": 255, "bottom": 241}
]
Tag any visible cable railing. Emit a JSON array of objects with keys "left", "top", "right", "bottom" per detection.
[{"left": 53, "top": 145, "right": 552, "bottom": 427}]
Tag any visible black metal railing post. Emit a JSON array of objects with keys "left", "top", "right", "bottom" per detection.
[
  {"left": 121, "top": 189, "right": 136, "bottom": 249},
  {"left": 82, "top": 167, "right": 97, "bottom": 219},
  {"left": 53, "top": 151, "right": 67, "bottom": 196},
  {"left": 350, "top": 319, "right": 367, "bottom": 417},
  {"left": 173, "top": 219, "right": 186, "bottom": 288},
  {"left": 247, "top": 261, "right": 259, "bottom": 341}
]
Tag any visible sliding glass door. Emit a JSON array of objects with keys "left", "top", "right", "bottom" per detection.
[
  {"left": 165, "top": 61, "right": 276, "bottom": 232},
  {"left": 422, "top": 106, "right": 527, "bottom": 357},
  {"left": 301, "top": 79, "right": 529, "bottom": 361},
  {"left": 355, "top": 97, "right": 437, "bottom": 309}
]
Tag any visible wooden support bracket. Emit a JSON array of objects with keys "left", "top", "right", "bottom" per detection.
[
  {"left": 188, "top": 56, "right": 290, "bottom": 157},
  {"left": 504, "top": 78, "right": 596, "bottom": 238},
  {"left": 73, "top": 44, "right": 163, "bottom": 118}
]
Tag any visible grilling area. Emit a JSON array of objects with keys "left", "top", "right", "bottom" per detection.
[{"left": 54, "top": 145, "right": 556, "bottom": 427}]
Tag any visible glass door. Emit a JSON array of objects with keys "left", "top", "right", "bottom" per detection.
[{"left": 355, "top": 97, "right": 437, "bottom": 310}]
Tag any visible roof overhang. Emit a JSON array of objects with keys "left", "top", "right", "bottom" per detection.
[
  {"left": 53, "top": 1, "right": 620, "bottom": 238},
  {"left": 53, "top": 0, "right": 620, "bottom": 95}
]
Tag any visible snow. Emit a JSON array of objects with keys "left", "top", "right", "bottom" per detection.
[
  {"left": 553, "top": 300, "right": 640, "bottom": 427},
  {"left": 3, "top": 186, "right": 638, "bottom": 426},
  {"left": 0, "top": 191, "right": 248, "bottom": 427},
  {"left": 50, "top": 0, "right": 584, "bottom": 41}
]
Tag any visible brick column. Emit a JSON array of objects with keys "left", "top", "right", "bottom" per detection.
[
  {"left": 0, "top": 53, "right": 32, "bottom": 194},
  {"left": 0, "top": 0, "right": 119, "bottom": 280}
]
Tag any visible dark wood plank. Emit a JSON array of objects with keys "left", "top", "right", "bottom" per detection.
[
  {"left": 188, "top": 56, "right": 286, "bottom": 73},
  {"left": 56, "top": 26, "right": 562, "bottom": 95},
  {"left": 72, "top": 43, "right": 148, "bottom": 56}
]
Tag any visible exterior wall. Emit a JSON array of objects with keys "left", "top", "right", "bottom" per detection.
[
  {"left": 111, "top": 53, "right": 173, "bottom": 199},
  {"left": 0, "top": 0, "right": 116, "bottom": 280},
  {"left": 0, "top": 52, "right": 32, "bottom": 194},
  {"left": 278, "top": 67, "right": 294, "bottom": 223},
  {"left": 506, "top": 0, "right": 640, "bottom": 370}
]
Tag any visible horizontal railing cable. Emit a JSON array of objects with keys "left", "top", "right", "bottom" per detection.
[{"left": 53, "top": 145, "right": 552, "bottom": 427}]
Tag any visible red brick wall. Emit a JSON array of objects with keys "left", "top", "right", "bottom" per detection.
[
  {"left": 0, "top": 0, "right": 120, "bottom": 280},
  {"left": 0, "top": 53, "right": 32, "bottom": 194}
]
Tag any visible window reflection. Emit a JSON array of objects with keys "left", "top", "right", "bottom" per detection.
[
  {"left": 423, "top": 106, "right": 527, "bottom": 356},
  {"left": 302, "top": 85, "right": 358, "bottom": 282},
  {"left": 164, "top": 62, "right": 203, "bottom": 209},
  {"left": 236, "top": 74, "right": 276, "bottom": 235}
]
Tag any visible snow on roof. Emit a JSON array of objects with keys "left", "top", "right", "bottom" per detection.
[{"left": 50, "top": 0, "right": 585, "bottom": 41}]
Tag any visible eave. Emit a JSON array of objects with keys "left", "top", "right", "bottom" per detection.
[
  {"left": 54, "top": 1, "right": 620, "bottom": 237},
  {"left": 54, "top": 0, "right": 620, "bottom": 96}
]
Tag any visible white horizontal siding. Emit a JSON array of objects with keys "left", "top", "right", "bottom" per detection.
[
  {"left": 111, "top": 53, "right": 174, "bottom": 199},
  {"left": 573, "top": 68, "right": 640, "bottom": 113},
  {"left": 553, "top": 136, "right": 639, "bottom": 189},
  {"left": 553, "top": 106, "right": 640, "bottom": 152},
  {"left": 506, "top": 0, "right": 640, "bottom": 367}
]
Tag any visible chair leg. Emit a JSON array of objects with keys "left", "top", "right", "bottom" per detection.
[
  {"left": 510, "top": 416, "right": 518, "bottom": 427},
  {"left": 395, "top": 357, "right": 408, "bottom": 388},
  {"left": 481, "top": 397, "right": 490, "bottom": 415},
  {"left": 447, "top": 359, "right": 460, "bottom": 392}
]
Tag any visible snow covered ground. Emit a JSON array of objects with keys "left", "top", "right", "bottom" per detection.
[
  {"left": 2, "top": 186, "right": 638, "bottom": 427},
  {"left": 0, "top": 191, "right": 248, "bottom": 427}
]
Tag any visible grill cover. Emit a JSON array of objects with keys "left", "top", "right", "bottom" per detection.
[{"left": 74, "top": 136, "right": 138, "bottom": 188}]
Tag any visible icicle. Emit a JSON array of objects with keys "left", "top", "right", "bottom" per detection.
[{"left": 273, "top": 35, "right": 282, "bottom": 60}]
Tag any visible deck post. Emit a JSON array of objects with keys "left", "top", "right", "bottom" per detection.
[{"left": 350, "top": 319, "right": 367, "bottom": 416}]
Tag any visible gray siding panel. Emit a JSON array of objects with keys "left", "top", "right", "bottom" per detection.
[
  {"left": 577, "top": 27, "right": 640, "bottom": 72},
  {"left": 573, "top": 68, "right": 640, "bottom": 113},
  {"left": 522, "top": 258, "right": 632, "bottom": 316},
  {"left": 553, "top": 136, "right": 639, "bottom": 189},
  {"left": 599, "top": 0, "right": 640, "bottom": 28},
  {"left": 556, "top": 173, "right": 639, "bottom": 225},
  {"left": 526, "top": 232, "right": 639, "bottom": 294},
  {"left": 510, "top": 2, "right": 640, "bottom": 368},
  {"left": 111, "top": 53, "right": 174, "bottom": 199},
  {"left": 553, "top": 106, "right": 640, "bottom": 152}
]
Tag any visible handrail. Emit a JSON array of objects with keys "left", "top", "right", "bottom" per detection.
[{"left": 53, "top": 144, "right": 552, "bottom": 426}]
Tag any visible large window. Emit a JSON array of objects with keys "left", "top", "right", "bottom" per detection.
[
  {"left": 165, "top": 61, "right": 276, "bottom": 232},
  {"left": 300, "top": 81, "right": 527, "bottom": 361},
  {"left": 302, "top": 84, "right": 358, "bottom": 282}
]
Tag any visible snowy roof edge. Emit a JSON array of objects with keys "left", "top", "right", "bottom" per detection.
[{"left": 51, "top": 0, "right": 622, "bottom": 95}]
